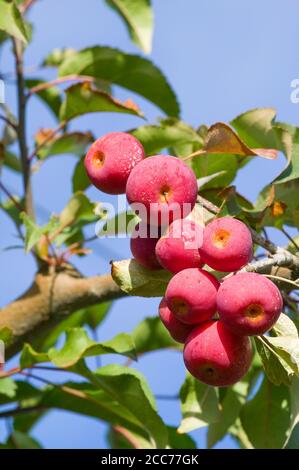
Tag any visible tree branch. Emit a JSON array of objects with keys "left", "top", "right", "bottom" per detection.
[
  {"left": 0, "top": 180, "right": 23, "bottom": 212},
  {"left": 244, "top": 252, "right": 299, "bottom": 274},
  {"left": 27, "top": 75, "right": 96, "bottom": 97},
  {"left": 12, "top": 38, "right": 35, "bottom": 219},
  {"left": 0, "top": 266, "right": 125, "bottom": 358},
  {"left": 0, "top": 115, "right": 17, "bottom": 131}
]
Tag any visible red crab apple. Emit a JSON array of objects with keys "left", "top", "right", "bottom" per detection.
[
  {"left": 217, "top": 272, "right": 283, "bottom": 336},
  {"left": 155, "top": 219, "right": 204, "bottom": 273},
  {"left": 159, "top": 298, "right": 193, "bottom": 343},
  {"left": 165, "top": 268, "right": 219, "bottom": 325},
  {"left": 199, "top": 216, "right": 253, "bottom": 272},
  {"left": 130, "top": 223, "right": 161, "bottom": 270},
  {"left": 183, "top": 320, "right": 253, "bottom": 386},
  {"left": 84, "top": 132, "right": 145, "bottom": 194},
  {"left": 126, "top": 155, "right": 198, "bottom": 226}
]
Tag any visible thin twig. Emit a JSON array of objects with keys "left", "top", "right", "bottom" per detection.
[
  {"left": 20, "top": 0, "right": 38, "bottom": 14},
  {"left": 112, "top": 426, "right": 141, "bottom": 449},
  {"left": 30, "top": 365, "right": 66, "bottom": 372},
  {"left": 0, "top": 180, "right": 23, "bottom": 212},
  {"left": 264, "top": 274, "right": 299, "bottom": 288},
  {"left": 12, "top": 38, "right": 35, "bottom": 218},
  {"left": 0, "top": 114, "right": 17, "bottom": 131},
  {"left": 155, "top": 394, "right": 179, "bottom": 401},
  {"left": 0, "top": 405, "right": 46, "bottom": 419},
  {"left": 281, "top": 227, "right": 299, "bottom": 251},
  {"left": 27, "top": 75, "right": 96, "bottom": 97},
  {"left": 0, "top": 367, "right": 21, "bottom": 379},
  {"left": 28, "top": 121, "right": 66, "bottom": 161}
]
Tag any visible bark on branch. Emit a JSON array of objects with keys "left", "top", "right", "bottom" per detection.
[{"left": 0, "top": 266, "right": 125, "bottom": 358}]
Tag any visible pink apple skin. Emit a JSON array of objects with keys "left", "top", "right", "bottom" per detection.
[
  {"left": 130, "top": 223, "right": 161, "bottom": 270},
  {"left": 126, "top": 155, "right": 198, "bottom": 226},
  {"left": 217, "top": 272, "right": 283, "bottom": 336},
  {"left": 199, "top": 217, "right": 253, "bottom": 272},
  {"left": 165, "top": 268, "right": 220, "bottom": 325},
  {"left": 84, "top": 132, "right": 145, "bottom": 194},
  {"left": 183, "top": 320, "right": 252, "bottom": 386},
  {"left": 159, "top": 298, "right": 194, "bottom": 343},
  {"left": 155, "top": 219, "right": 204, "bottom": 273}
]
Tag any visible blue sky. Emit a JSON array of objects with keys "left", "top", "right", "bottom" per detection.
[{"left": 1, "top": 0, "right": 299, "bottom": 448}]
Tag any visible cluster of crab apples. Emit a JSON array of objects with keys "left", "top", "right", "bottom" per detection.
[{"left": 85, "top": 132, "right": 283, "bottom": 387}]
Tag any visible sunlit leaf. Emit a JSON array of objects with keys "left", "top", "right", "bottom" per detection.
[
  {"left": 132, "top": 316, "right": 179, "bottom": 355},
  {"left": 111, "top": 258, "right": 171, "bottom": 297},
  {"left": 58, "top": 46, "right": 179, "bottom": 117},
  {"left": 241, "top": 377, "right": 290, "bottom": 449},
  {"left": 0, "top": 0, "right": 28, "bottom": 43},
  {"left": 178, "top": 374, "right": 220, "bottom": 434},
  {"left": 35, "top": 131, "right": 93, "bottom": 160},
  {"left": 106, "top": 0, "right": 153, "bottom": 53},
  {"left": 60, "top": 82, "right": 144, "bottom": 122}
]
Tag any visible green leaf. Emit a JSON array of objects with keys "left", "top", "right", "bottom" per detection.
[
  {"left": 106, "top": 0, "right": 153, "bottom": 54},
  {"left": 20, "top": 344, "right": 49, "bottom": 369},
  {"left": 0, "top": 0, "right": 28, "bottom": 43},
  {"left": 0, "top": 197, "right": 22, "bottom": 227},
  {"left": 72, "top": 157, "right": 91, "bottom": 192},
  {"left": 39, "top": 375, "right": 163, "bottom": 448},
  {"left": 275, "top": 126, "right": 299, "bottom": 184},
  {"left": 255, "top": 180, "right": 299, "bottom": 229},
  {"left": 132, "top": 316, "right": 179, "bottom": 355},
  {"left": 207, "top": 383, "right": 247, "bottom": 448},
  {"left": 97, "top": 210, "right": 138, "bottom": 237},
  {"left": 43, "top": 47, "right": 77, "bottom": 67},
  {"left": 92, "top": 364, "right": 168, "bottom": 448},
  {"left": 284, "top": 377, "right": 299, "bottom": 448},
  {"left": 20, "top": 213, "right": 59, "bottom": 252},
  {"left": 285, "top": 422, "right": 299, "bottom": 449},
  {"left": 59, "top": 192, "right": 97, "bottom": 227},
  {"left": 131, "top": 119, "right": 201, "bottom": 155},
  {"left": 0, "top": 326, "right": 13, "bottom": 345},
  {"left": 230, "top": 108, "right": 279, "bottom": 149},
  {"left": 192, "top": 153, "right": 238, "bottom": 189},
  {"left": 20, "top": 328, "right": 136, "bottom": 368},
  {"left": 84, "top": 302, "right": 112, "bottom": 330},
  {"left": 167, "top": 426, "right": 196, "bottom": 449},
  {"left": 58, "top": 46, "right": 179, "bottom": 117},
  {"left": 111, "top": 258, "right": 172, "bottom": 297},
  {"left": 178, "top": 374, "right": 220, "bottom": 434},
  {"left": 26, "top": 78, "right": 62, "bottom": 118},
  {"left": 272, "top": 312, "right": 299, "bottom": 338},
  {"left": 0, "top": 377, "right": 17, "bottom": 398},
  {"left": 5, "top": 431, "right": 42, "bottom": 449},
  {"left": 241, "top": 378, "right": 290, "bottom": 449},
  {"left": 59, "top": 82, "right": 144, "bottom": 122},
  {"left": 30, "top": 306, "right": 102, "bottom": 351},
  {"left": 2, "top": 150, "right": 21, "bottom": 172},
  {"left": 255, "top": 314, "right": 299, "bottom": 385},
  {"left": 0, "top": 381, "right": 42, "bottom": 406},
  {"left": 107, "top": 426, "right": 149, "bottom": 449},
  {"left": 36, "top": 131, "right": 93, "bottom": 160},
  {"left": 255, "top": 336, "right": 294, "bottom": 386},
  {"left": 52, "top": 329, "right": 136, "bottom": 366}
]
